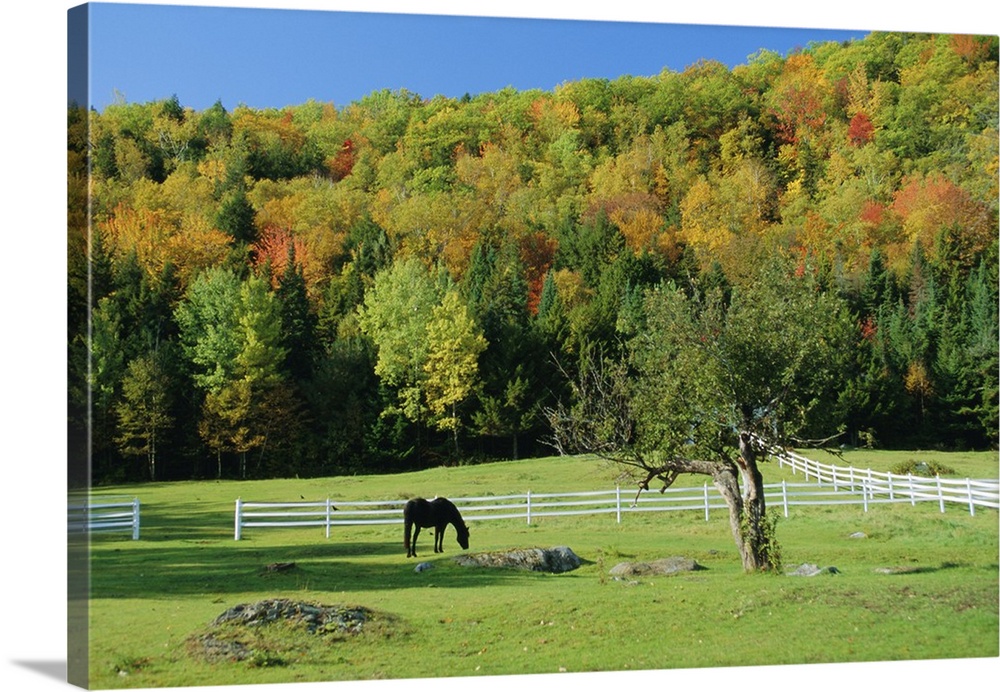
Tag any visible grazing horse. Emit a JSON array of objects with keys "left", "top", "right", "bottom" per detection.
[{"left": 403, "top": 497, "right": 470, "bottom": 558}]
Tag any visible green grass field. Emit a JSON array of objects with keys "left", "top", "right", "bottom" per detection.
[{"left": 82, "top": 451, "right": 999, "bottom": 689}]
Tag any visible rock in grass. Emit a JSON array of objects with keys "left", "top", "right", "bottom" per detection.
[
  {"left": 189, "top": 599, "right": 385, "bottom": 664},
  {"left": 210, "top": 599, "right": 373, "bottom": 634},
  {"left": 608, "top": 556, "right": 704, "bottom": 577},
  {"left": 787, "top": 563, "right": 841, "bottom": 576},
  {"left": 874, "top": 565, "right": 926, "bottom": 575},
  {"left": 454, "top": 546, "right": 582, "bottom": 573},
  {"left": 414, "top": 562, "right": 434, "bottom": 573}
]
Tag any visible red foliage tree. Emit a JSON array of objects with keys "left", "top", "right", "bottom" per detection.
[
  {"left": 859, "top": 199, "right": 886, "bottom": 227},
  {"left": 848, "top": 111, "right": 875, "bottom": 146},
  {"left": 252, "top": 226, "right": 311, "bottom": 289},
  {"left": 327, "top": 138, "right": 355, "bottom": 182},
  {"left": 519, "top": 231, "right": 558, "bottom": 315}
]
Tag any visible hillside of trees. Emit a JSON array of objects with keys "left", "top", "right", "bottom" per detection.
[{"left": 67, "top": 32, "right": 999, "bottom": 485}]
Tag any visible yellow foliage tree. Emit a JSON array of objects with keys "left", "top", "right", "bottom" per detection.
[{"left": 424, "top": 290, "right": 488, "bottom": 451}]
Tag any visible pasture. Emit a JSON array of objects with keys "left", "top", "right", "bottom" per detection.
[{"left": 83, "top": 450, "right": 998, "bottom": 689}]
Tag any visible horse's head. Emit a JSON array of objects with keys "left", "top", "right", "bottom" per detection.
[{"left": 456, "top": 524, "right": 470, "bottom": 550}]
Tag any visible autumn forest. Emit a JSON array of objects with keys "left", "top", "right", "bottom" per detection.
[{"left": 67, "top": 31, "right": 999, "bottom": 485}]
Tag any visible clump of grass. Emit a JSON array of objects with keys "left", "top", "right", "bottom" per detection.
[
  {"left": 111, "top": 655, "right": 150, "bottom": 676},
  {"left": 246, "top": 650, "right": 288, "bottom": 668},
  {"left": 890, "top": 459, "right": 957, "bottom": 477}
]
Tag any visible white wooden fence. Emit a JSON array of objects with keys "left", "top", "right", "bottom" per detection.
[
  {"left": 233, "top": 463, "right": 1000, "bottom": 539},
  {"left": 769, "top": 447, "right": 1000, "bottom": 515},
  {"left": 234, "top": 488, "right": 718, "bottom": 539},
  {"left": 68, "top": 496, "right": 141, "bottom": 539}
]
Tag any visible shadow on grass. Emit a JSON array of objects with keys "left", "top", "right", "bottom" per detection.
[
  {"left": 876, "top": 561, "right": 978, "bottom": 575},
  {"left": 86, "top": 494, "right": 585, "bottom": 600},
  {"left": 88, "top": 533, "right": 570, "bottom": 600},
  {"left": 135, "top": 499, "right": 250, "bottom": 542}
]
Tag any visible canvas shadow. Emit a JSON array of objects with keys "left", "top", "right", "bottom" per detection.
[{"left": 12, "top": 660, "right": 66, "bottom": 683}]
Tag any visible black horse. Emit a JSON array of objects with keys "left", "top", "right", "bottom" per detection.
[{"left": 403, "top": 497, "right": 470, "bottom": 558}]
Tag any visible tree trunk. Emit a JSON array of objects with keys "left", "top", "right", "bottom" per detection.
[
  {"left": 148, "top": 431, "right": 156, "bottom": 482},
  {"left": 637, "top": 453, "right": 776, "bottom": 573},
  {"left": 711, "top": 465, "right": 751, "bottom": 570},
  {"left": 705, "top": 434, "right": 776, "bottom": 572},
  {"left": 735, "top": 432, "right": 776, "bottom": 571}
]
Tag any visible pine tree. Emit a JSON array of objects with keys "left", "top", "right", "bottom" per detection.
[
  {"left": 215, "top": 188, "right": 257, "bottom": 245},
  {"left": 277, "top": 244, "right": 318, "bottom": 380}
]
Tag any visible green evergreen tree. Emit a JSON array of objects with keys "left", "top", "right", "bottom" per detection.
[
  {"left": 215, "top": 188, "right": 257, "bottom": 245},
  {"left": 276, "top": 245, "right": 317, "bottom": 382}
]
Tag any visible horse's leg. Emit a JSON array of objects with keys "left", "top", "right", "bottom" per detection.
[
  {"left": 411, "top": 525, "right": 422, "bottom": 557},
  {"left": 404, "top": 519, "right": 413, "bottom": 557},
  {"left": 434, "top": 524, "right": 445, "bottom": 553}
]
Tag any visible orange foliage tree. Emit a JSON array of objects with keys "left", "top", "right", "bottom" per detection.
[{"left": 890, "top": 173, "right": 993, "bottom": 269}]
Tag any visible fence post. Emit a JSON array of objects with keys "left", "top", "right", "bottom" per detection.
[
  {"left": 782, "top": 480, "right": 789, "bottom": 518},
  {"left": 887, "top": 473, "right": 895, "bottom": 502},
  {"left": 862, "top": 480, "right": 869, "bottom": 512},
  {"left": 526, "top": 490, "right": 532, "bottom": 525},
  {"left": 849, "top": 466, "right": 856, "bottom": 493},
  {"left": 966, "top": 479, "right": 975, "bottom": 517},
  {"left": 703, "top": 483, "right": 710, "bottom": 521},
  {"left": 325, "top": 498, "right": 332, "bottom": 539},
  {"left": 908, "top": 474, "right": 916, "bottom": 506},
  {"left": 937, "top": 476, "right": 945, "bottom": 513},
  {"left": 616, "top": 486, "right": 622, "bottom": 524},
  {"left": 132, "top": 498, "right": 141, "bottom": 540},
  {"left": 235, "top": 498, "right": 243, "bottom": 541}
]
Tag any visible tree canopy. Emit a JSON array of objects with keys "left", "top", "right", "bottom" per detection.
[{"left": 68, "top": 32, "right": 998, "bottom": 486}]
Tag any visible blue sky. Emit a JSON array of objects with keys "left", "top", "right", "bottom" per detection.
[{"left": 75, "top": 1, "right": 877, "bottom": 112}]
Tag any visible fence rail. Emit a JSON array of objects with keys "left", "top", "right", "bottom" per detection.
[
  {"left": 68, "top": 496, "right": 141, "bottom": 539},
  {"left": 769, "top": 447, "right": 1000, "bottom": 515},
  {"left": 233, "top": 466, "right": 999, "bottom": 539}
]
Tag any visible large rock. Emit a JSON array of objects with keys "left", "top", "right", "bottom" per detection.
[
  {"left": 191, "top": 599, "right": 382, "bottom": 663},
  {"left": 787, "top": 563, "right": 841, "bottom": 577},
  {"left": 210, "top": 599, "right": 373, "bottom": 633},
  {"left": 454, "top": 546, "right": 582, "bottom": 573},
  {"left": 874, "top": 565, "right": 927, "bottom": 575},
  {"left": 608, "top": 556, "right": 704, "bottom": 577}
]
